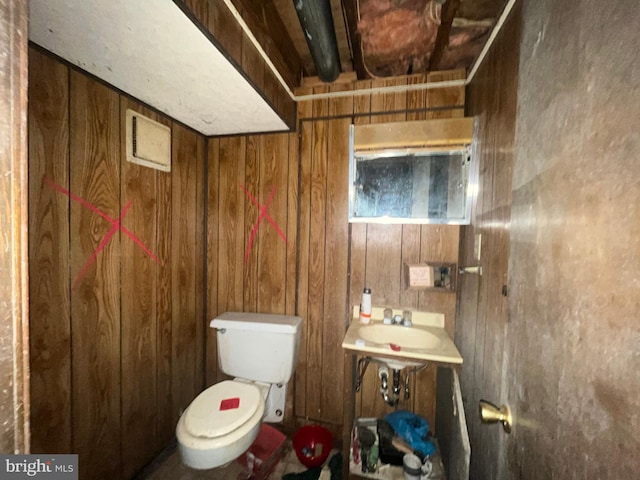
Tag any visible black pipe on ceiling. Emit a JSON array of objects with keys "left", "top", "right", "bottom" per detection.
[{"left": 293, "top": 0, "right": 342, "bottom": 83}]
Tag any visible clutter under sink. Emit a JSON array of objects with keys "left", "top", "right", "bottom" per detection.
[{"left": 350, "top": 416, "right": 445, "bottom": 479}]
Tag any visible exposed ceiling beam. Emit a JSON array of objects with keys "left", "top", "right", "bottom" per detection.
[
  {"left": 429, "top": 0, "right": 460, "bottom": 71},
  {"left": 342, "top": 0, "right": 368, "bottom": 80}
]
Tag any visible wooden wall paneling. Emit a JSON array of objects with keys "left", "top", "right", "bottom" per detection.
[
  {"left": 182, "top": 0, "right": 208, "bottom": 25},
  {"left": 205, "top": 138, "right": 220, "bottom": 386},
  {"left": 205, "top": 0, "right": 243, "bottom": 66},
  {"left": 426, "top": 70, "right": 466, "bottom": 120},
  {"left": 69, "top": 70, "right": 122, "bottom": 478},
  {"left": 474, "top": 46, "right": 500, "bottom": 398},
  {"left": 285, "top": 130, "right": 299, "bottom": 318},
  {"left": 241, "top": 31, "right": 265, "bottom": 99},
  {"left": 398, "top": 221, "right": 423, "bottom": 416},
  {"left": 293, "top": 93, "right": 313, "bottom": 418},
  {"left": 29, "top": 51, "right": 209, "bottom": 477},
  {"left": 459, "top": 6, "right": 522, "bottom": 477},
  {"left": 216, "top": 136, "right": 247, "bottom": 317},
  {"left": 320, "top": 85, "right": 353, "bottom": 426},
  {"left": 471, "top": 63, "right": 499, "bottom": 475},
  {"left": 456, "top": 72, "right": 485, "bottom": 445},
  {"left": 398, "top": 231, "right": 421, "bottom": 305},
  {"left": 119, "top": 99, "right": 162, "bottom": 478},
  {"left": 257, "top": 133, "right": 290, "bottom": 313},
  {"left": 262, "top": 67, "right": 280, "bottom": 123},
  {"left": 243, "top": 135, "right": 260, "bottom": 311},
  {"left": 28, "top": 49, "right": 72, "bottom": 454},
  {"left": 170, "top": 124, "right": 202, "bottom": 422},
  {"left": 472, "top": 35, "right": 517, "bottom": 478},
  {"left": 486, "top": 14, "right": 518, "bottom": 422},
  {"left": 156, "top": 139, "right": 174, "bottom": 440},
  {"left": 406, "top": 74, "right": 428, "bottom": 121},
  {"left": 194, "top": 130, "right": 206, "bottom": 394},
  {"left": 465, "top": 62, "right": 495, "bottom": 468},
  {"left": 305, "top": 85, "right": 329, "bottom": 420},
  {"left": 418, "top": 226, "right": 460, "bottom": 337}
]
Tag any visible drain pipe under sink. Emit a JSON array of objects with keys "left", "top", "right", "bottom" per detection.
[{"left": 378, "top": 365, "right": 400, "bottom": 406}]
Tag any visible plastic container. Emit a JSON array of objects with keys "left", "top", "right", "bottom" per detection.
[
  {"left": 359, "top": 288, "right": 372, "bottom": 324},
  {"left": 403, "top": 453, "right": 422, "bottom": 480},
  {"left": 236, "top": 424, "right": 287, "bottom": 480},
  {"left": 292, "top": 425, "right": 334, "bottom": 468}
]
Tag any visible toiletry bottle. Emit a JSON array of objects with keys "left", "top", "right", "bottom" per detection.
[{"left": 359, "top": 287, "right": 372, "bottom": 324}]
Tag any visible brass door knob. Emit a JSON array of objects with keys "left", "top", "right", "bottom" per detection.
[
  {"left": 458, "top": 265, "right": 482, "bottom": 275},
  {"left": 479, "top": 399, "right": 512, "bottom": 433}
]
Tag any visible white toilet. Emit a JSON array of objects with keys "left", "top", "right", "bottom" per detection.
[{"left": 176, "top": 311, "right": 302, "bottom": 470}]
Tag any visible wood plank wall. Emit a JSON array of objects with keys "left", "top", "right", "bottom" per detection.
[
  {"left": 206, "top": 131, "right": 299, "bottom": 420},
  {"left": 206, "top": 71, "right": 466, "bottom": 439},
  {"left": 28, "top": 48, "right": 205, "bottom": 479},
  {"left": 457, "top": 4, "right": 520, "bottom": 478}
]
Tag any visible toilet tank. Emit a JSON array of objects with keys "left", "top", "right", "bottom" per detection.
[{"left": 211, "top": 312, "right": 302, "bottom": 384}]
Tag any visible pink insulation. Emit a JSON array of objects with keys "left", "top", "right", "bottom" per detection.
[{"left": 358, "top": 0, "right": 441, "bottom": 76}]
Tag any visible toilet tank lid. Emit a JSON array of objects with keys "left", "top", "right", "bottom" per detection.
[{"left": 211, "top": 311, "right": 302, "bottom": 334}]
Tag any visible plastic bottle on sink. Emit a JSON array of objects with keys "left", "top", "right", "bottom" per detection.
[{"left": 359, "top": 287, "right": 372, "bottom": 324}]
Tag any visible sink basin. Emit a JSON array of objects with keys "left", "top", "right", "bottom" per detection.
[
  {"left": 358, "top": 324, "right": 441, "bottom": 350},
  {"left": 341, "top": 307, "right": 463, "bottom": 367}
]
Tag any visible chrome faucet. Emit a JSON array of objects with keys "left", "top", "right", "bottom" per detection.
[
  {"left": 384, "top": 309, "right": 412, "bottom": 326},
  {"left": 399, "top": 310, "right": 413, "bottom": 327}
]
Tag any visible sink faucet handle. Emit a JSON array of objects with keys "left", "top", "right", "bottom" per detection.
[{"left": 402, "top": 310, "right": 412, "bottom": 327}]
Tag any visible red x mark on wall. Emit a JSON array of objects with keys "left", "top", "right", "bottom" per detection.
[
  {"left": 44, "top": 177, "right": 162, "bottom": 288},
  {"left": 239, "top": 184, "right": 289, "bottom": 264}
]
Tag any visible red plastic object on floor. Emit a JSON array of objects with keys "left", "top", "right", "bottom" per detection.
[
  {"left": 292, "top": 425, "right": 333, "bottom": 468},
  {"left": 236, "top": 424, "right": 287, "bottom": 479}
]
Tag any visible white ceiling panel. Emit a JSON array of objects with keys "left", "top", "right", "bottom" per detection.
[{"left": 29, "top": 0, "right": 289, "bottom": 136}]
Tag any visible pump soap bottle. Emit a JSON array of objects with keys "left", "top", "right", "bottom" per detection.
[{"left": 359, "top": 287, "right": 372, "bottom": 324}]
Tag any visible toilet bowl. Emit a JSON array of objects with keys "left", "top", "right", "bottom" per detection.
[
  {"left": 176, "top": 311, "right": 302, "bottom": 470},
  {"left": 177, "top": 380, "right": 270, "bottom": 470}
]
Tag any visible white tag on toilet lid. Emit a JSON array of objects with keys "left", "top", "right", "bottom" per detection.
[{"left": 184, "top": 380, "right": 262, "bottom": 438}]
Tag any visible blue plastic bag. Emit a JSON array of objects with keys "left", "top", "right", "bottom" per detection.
[{"left": 384, "top": 410, "right": 435, "bottom": 457}]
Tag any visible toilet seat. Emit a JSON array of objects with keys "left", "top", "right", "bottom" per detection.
[
  {"left": 184, "top": 380, "right": 262, "bottom": 438},
  {"left": 177, "top": 380, "right": 266, "bottom": 469}
]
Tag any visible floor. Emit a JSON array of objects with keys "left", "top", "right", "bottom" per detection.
[
  {"left": 136, "top": 439, "right": 340, "bottom": 480},
  {"left": 137, "top": 440, "right": 445, "bottom": 480}
]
